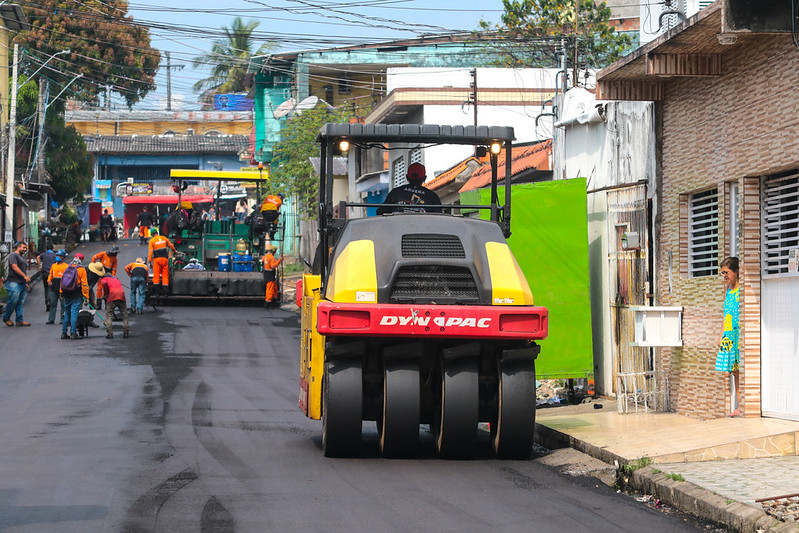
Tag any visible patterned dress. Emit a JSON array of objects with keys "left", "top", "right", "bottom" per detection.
[{"left": 715, "top": 286, "right": 739, "bottom": 372}]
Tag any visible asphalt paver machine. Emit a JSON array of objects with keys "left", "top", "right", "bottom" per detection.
[
  {"left": 147, "top": 169, "right": 284, "bottom": 303},
  {"left": 299, "top": 123, "right": 549, "bottom": 458}
]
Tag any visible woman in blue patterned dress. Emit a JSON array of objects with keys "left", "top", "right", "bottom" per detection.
[{"left": 716, "top": 257, "right": 740, "bottom": 417}]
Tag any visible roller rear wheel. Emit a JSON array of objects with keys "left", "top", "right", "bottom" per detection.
[
  {"left": 492, "top": 360, "right": 536, "bottom": 459},
  {"left": 322, "top": 359, "right": 362, "bottom": 457},
  {"left": 378, "top": 360, "right": 420, "bottom": 458},
  {"left": 434, "top": 357, "right": 478, "bottom": 458}
]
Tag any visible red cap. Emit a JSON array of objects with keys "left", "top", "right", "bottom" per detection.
[
  {"left": 407, "top": 162, "right": 426, "bottom": 181},
  {"left": 74, "top": 253, "right": 84, "bottom": 260}
]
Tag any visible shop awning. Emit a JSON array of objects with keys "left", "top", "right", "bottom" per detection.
[{"left": 123, "top": 195, "right": 215, "bottom": 205}]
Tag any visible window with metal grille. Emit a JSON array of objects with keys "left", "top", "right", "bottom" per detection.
[
  {"left": 392, "top": 157, "right": 407, "bottom": 188},
  {"left": 762, "top": 170, "right": 799, "bottom": 278},
  {"left": 410, "top": 148, "right": 422, "bottom": 165},
  {"left": 689, "top": 188, "right": 719, "bottom": 277}
]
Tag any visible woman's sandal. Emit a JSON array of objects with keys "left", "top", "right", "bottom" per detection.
[{"left": 729, "top": 409, "right": 740, "bottom": 417}]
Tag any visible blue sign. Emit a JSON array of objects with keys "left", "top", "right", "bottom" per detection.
[{"left": 214, "top": 94, "right": 254, "bottom": 111}]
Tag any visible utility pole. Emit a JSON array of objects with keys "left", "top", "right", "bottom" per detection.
[
  {"left": 4, "top": 43, "right": 19, "bottom": 244},
  {"left": 165, "top": 52, "right": 185, "bottom": 111},
  {"left": 470, "top": 68, "right": 478, "bottom": 127},
  {"left": 37, "top": 77, "right": 47, "bottom": 185}
]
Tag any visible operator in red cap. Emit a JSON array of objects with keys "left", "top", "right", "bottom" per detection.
[{"left": 376, "top": 162, "right": 441, "bottom": 215}]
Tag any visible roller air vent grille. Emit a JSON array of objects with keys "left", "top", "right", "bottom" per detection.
[
  {"left": 390, "top": 265, "right": 478, "bottom": 303},
  {"left": 401, "top": 234, "right": 465, "bottom": 258}
]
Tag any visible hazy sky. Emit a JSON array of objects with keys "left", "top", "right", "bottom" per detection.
[{"left": 125, "top": 0, "right": 508, "bottom": 110}]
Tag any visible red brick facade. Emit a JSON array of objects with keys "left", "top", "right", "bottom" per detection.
[{"left": 656, "top": 36, "right": 795, "bottom": 419}]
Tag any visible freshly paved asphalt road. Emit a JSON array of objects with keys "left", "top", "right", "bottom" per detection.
[{"left": 0, "top": 240, "right": 712, "bottom": 532}]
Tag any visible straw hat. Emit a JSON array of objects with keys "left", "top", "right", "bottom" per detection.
[{"left": 88, "top": 262, "right": 106, "bottom": 277}]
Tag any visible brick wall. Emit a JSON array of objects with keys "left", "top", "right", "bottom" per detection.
[{"left": 656, "top": 36, "right": 795, "bottom": 419}]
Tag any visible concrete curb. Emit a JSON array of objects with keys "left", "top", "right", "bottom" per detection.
[{"left": 535, "top": 422, "right": 799, "bottom": 532}]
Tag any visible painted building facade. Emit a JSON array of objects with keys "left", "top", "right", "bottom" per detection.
[{"left": 597, "top": 3, "right": 799, "bottom": 421}]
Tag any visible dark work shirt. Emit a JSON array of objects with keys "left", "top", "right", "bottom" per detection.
[
  {"left": 39, "top": 251, "right": 57, "bottom": 274},
  {"left": 376, "top": 183, "right": 442, "bottom": 215},
  {"left": 6, "top": 252, "right": 27, "bottom": 283},
  {"left": 137, "top": 212, "right": 154, "bottom": 226},
  {"left": 99, "top": 214, "right": 113, "bottom": 228}
]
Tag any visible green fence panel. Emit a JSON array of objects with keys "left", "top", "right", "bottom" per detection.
[{"left": 476, "top": 179, "right": 593, "bottom": 379}]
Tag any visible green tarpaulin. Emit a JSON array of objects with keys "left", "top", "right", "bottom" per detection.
[{"left": 473, "top": 179, "right": 593, "bottom": 379}]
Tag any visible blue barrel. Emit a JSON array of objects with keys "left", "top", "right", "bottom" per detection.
[
  {"left": 218, "top": 253, "right": 232, "bottom": 272},
  {"left": 232, "top": 253, "right": 253, "bottom": 272}
]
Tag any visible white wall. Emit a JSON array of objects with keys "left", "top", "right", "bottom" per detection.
[
  {"left": 386, "top": 67, "right": 565, "bottom": 91},
  {"left": 419, "top": 105, "right": 552, "bottom": 178},
  {"left": 553, "top": 90, "right": 657, "bottom": 396}
]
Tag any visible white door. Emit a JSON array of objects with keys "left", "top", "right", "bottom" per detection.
[{"left": 761, "top": 171, "right": 799, "bottom": 421}]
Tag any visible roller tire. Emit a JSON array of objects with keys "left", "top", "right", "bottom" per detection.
[
  {"left": 378, "top": 360, "right": 420, "bottom": 458},
  {"left": 434, "top": 357, "right": 478, "bottom": 459},
  {"left": 322, "top": 359, "right": 362, "bottom": 457},
  {"left": 492, "top": 360, "right": 536, "bottom": 459}
]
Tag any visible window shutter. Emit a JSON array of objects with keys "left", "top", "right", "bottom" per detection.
[
  {"left": 762, "top": 171, "right": 799, "bottom": 277},
  {"left": 689, "top": 188, "right": 719, "bottom": 277}
]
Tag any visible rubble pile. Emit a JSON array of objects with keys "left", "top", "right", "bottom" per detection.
[{"left": 759, "top": 494, "right": 799, "bottom": 523}]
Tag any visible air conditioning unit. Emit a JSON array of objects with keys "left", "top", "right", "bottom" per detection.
[
  {"left": 629, "top": 306, "right": 683, "bottom": 347},
  {"left": 723, "top": 0, "right": 793, "bottom": 33}
]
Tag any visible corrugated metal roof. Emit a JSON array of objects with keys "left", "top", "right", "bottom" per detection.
[{"left": 84, "top": 134, "right": 249, "bottom": 154}]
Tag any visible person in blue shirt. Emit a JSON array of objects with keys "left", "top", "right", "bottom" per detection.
[{"left": 716, "top": 257, "right": 740, "bottom": 417}]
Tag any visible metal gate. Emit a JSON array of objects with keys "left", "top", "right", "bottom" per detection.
[
  {"left": 761, "top": 171, "right": 799, "bottom": 421},
  {"left": 607, "top": 184, "right": 668, "bottom": 413}
]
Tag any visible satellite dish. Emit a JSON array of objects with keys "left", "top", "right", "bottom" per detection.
[
  {"left": 273, "top": 98, "right": 296, "bottom": 119},
  {"left": 294, "top": 95, "right": 319, "bottom": 114}
]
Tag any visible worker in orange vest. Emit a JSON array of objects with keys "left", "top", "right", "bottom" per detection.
[
  {"left": 148, "top": 231, "right": 177, "bottom": 292},
  {"left": 262, "top": 245, "right": 283, "bottom": 308},
  {"left": 92, "top": 245, "right": 119, "bottom": 277}
]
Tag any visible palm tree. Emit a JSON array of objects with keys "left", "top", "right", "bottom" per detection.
[{"left": 192, "top": 17, "right": 274, "bottom": 94}]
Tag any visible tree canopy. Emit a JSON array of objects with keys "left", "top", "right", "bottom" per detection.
[
  {"left": 14, "top": 0, "right": 160, "bottom": 108},
  {"left": 192, "top": 17, "right": 274, "bottom": 94},
  {"left": 270, "top": 104, "right": 350, "bottom": 219},
  {"left": 480, "top": 0, "right": 633, "bottom": 72},
  {"left": 15, "top": 78, "right": 93, "bottom": 203}
]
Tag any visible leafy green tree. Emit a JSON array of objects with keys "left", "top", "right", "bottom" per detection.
[
  {"left": 270, "top": 104, "right": 350, "bottom": 218},
  {"left": 14, "top": 77, "right": 93, "bottom": 203},
  {"left": 14, "top": 0, "right": 160, "bottom": 108},
  {"left": 192, "top": 17, "right": 274, "bottom": 94},
  {"left": 480, "top": 0, "right": 632, "bottom": 71}
]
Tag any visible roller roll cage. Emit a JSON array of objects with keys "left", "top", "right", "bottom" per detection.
[{"left": 316, "top": 123, "right": 516, "bottom": 280}]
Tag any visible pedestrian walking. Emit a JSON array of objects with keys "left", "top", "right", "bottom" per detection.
[
  {"left": 124, "top": 257, "right": 148, "bottom": 314},
  {"left": 46, "top": 250, "right": 68, "bottom": 324},
  {"left": 716, "top": 256, "right": 740, "bottom": 417},
  {"left": 262, "top": 245, "right": 282, "bottom": 308},
  {"left": 37, "top": 245, "right": 58, "bottom": 311},
  {"left": 3, "top": 241, "right": 32, "bottom": 327},
  {"left": 235, "top": 199, "right": 248, "bottom": 222},
  {"left": 60, "top": 255, "right": 89, "bottom": 340},
  {"left": 96, "top": 271, "right": 129, "bottom": 339}
]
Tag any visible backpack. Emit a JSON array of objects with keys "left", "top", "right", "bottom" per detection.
[{"left": 61, "top": 265, "right": 79, "bottom": 292}]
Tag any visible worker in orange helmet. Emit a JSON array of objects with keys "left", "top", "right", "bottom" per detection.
[
  {"left": 92, "top": 245, "right": 119, "bottom": 277},
  {"left": 262, "top": 245, "right": 283, "bottom": 308},
  {"left": 148, "top": 232, "right": 177, "bottom": 293}
]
